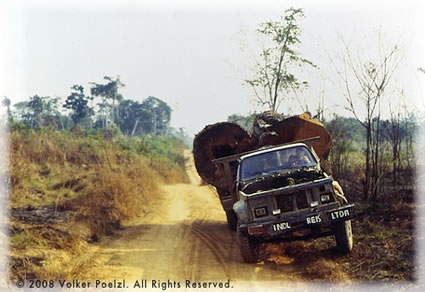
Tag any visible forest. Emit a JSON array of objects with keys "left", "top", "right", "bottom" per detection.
[{"left": 1, "top": 75, "right": 192, "bottom": 147}]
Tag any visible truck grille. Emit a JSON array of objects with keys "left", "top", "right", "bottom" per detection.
[{"left": 275, "top": 190, "right": 308, "bottom": 213}]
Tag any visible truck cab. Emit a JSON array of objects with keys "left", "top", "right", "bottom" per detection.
[{"left": 213, "top": 138, "right": 354, "bottom": 263}]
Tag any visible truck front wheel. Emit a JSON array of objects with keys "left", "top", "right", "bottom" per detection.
[
  {"left": 334, "top": 220, "right": 353, "bottom": 253},
  {"left": 226, "top": 210, "right": 238, "bottom": 231},
  {"left": 237, "top": 226, "right": 260, "bottom": 263}
]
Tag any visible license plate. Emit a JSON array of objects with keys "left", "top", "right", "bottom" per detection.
[
  {"left": 330, "top": 208, "right": 351, "bottom": 221},
  {"left": 306, "top": 214, "right": 322, "bottom": 225},
  {"left": 272, "top": 221, "right": 291, "bottom": 232}
]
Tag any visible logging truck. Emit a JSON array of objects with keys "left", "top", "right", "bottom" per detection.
[{"left": 212, "top": 137, "right": 354, "bottom": 263}]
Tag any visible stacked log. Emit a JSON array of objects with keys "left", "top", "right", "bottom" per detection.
[
  {"left": 251, "top": 111, "right": 285, "bottom": 145},
  {"left": 257, "top": 112, "right": 332, "bottom": 159},
  {"left": 193, "top": 122, "right": 254, "bottom": 186},
  {"left": 193, "top": 112, "right": 332, "bottom": 187}
]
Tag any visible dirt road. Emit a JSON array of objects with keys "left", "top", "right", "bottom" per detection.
[{"left": 84, "top": 151, "right": 348, "bottom": 288}]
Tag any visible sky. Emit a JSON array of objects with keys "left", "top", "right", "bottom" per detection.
[{"left": 1, "top": 0, "right": 424, "bottom": 136}]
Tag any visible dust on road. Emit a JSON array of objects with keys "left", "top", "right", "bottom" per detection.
[{"left": 83, "top": 151, "right": 348, "bottom": 287}]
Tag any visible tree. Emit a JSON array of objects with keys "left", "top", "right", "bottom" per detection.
[
  {"left": 1, "top": 97, "right": 12, "bottom": 123},
  {"left": 13, "top": 95, "right": 52, "bottom": 129},
  {"left": 227, "top": 113, "right": 257, "bottom": 131},
  {"left": 115, "top": 96, "right": 172, "bottom": 136},
  {"left": 12, "top": 96, "right": 70, "bottom": 130},
  {"left": 90, "top": 76, "right": 124, "bottom": 128},
  {"left": 13, "top": 101, "right": 30, "bottom": 125},
  {"left": 117, "top": 99, "right": 151, "bottom": 136},
  {"left": 63, "top": 85, "right": 93, "bottom": 128},
  {"left": 27, "top": 95, "right": 46, "bottom": 129},
  {"left": 245, "top": 8, "right": 316, "bottom": 112},
  {"left": 383, "top": 102, "right": 403, "bottom": 186},
  {"left": 332, "top": 37, "right": 403, "bottom": 200},
  {"left": 41, "top": 96, "right": 67, "bottom": 130},
  {"left": 141, "top": 96, "right": 171, "bottom": 135},
  {"left": 326, "top": 115, "right": 355, "bottom": 178}
]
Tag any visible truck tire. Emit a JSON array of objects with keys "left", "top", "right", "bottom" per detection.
[
  {"left": 334, "top": 220, "right": 353, "bottom": 253},
  {"left": 226, "top": 210, "right": 238, "bottom": 231},
  {"left": 237, "top": 226, "right": 260, "bottom": 263}
]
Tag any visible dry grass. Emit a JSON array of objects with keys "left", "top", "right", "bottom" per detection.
[
  {"left": 8, "top": 129, "right": 187, "bottom": 280},
  {"left": 345, "top": 199, "right": 415, "bottom": 282},
  {"left": 263, "top": 190, "right": 415, "bottom": 283}
]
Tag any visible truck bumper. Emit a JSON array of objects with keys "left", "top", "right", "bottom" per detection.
[{"left": 239, "top": 204, "right": 354, "bottom": 240}]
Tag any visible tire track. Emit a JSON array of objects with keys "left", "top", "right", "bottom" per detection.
[
  {"left": 188, "top": 210, "right": 232, "bottom": 279},
  {"left": 185, "top": 235, "right": 201, "bottom": 281}
]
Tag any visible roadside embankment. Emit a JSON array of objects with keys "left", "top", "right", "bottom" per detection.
[{"left": 8, "top": 129, "right": 188, "bottom": 280}]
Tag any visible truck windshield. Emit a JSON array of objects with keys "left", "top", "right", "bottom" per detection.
[{"left": 239, "top": 146, "right": 317, "bottom": 181}]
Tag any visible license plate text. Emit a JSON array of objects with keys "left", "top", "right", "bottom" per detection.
[
  {"left": 306, "top": 214, "right": 321, "bottom": 224},
  {"left": 330, "top": 209, "right": 350, "bottom": 220},
  {"left": 273, "top": 222, "right": 291, "bottom": 232}
]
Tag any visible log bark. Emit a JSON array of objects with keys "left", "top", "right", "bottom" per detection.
[
  {"left": 193, "top": 122, "right": 254, "bottom": 186},
  {"left": 256, "top": 113, "right": 332, "bottom": 160}
]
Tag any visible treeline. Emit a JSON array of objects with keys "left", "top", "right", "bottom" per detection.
[
  {"left": 325, "top": 114, "right": 415, "bottom": 196},
  {"left": 228, "top": 112, "right": 416, "bottom": 201},
  {"left": 2, "top": 76, "right": 192, "bottom": 146}
]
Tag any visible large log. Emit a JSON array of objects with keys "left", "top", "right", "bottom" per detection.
[
  {"left": 257, "top": 113, "right": 332, "bottom": 159},
  {"left": 193, "top": 122, "right": 254, "bottom": 186}
]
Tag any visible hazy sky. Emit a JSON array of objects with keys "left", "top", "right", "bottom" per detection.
[{"left": 1, "top": 0, "right": 424, "bottom": 135}]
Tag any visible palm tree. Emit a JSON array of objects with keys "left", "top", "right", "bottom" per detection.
[{"left": 1, "top": 96, "right": 12, "bottom": 122}]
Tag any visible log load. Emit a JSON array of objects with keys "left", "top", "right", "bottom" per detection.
[
  {"left": 193, "top": 112, "right": 332, "bottom": 188},
  {"left": 256, "top": 112, "right": 332, "bottom": 159},
  {"left": 193, "top": 122, "right": 254, "bottom": 186},
  {"left": 251, "top": 111, "right": 285, "bottom": 145}
]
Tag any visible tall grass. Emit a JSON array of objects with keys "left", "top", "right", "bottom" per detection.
[{"left": 10, "top": 129, "right": 187, "bottom": 207}]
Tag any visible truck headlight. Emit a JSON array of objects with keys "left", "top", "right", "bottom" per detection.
[
  {"left": 320, "top": 193, "right": 332, "bottom": 203},
  {"left": 254, "top": 207, "right": 268, "bottom": 218}
]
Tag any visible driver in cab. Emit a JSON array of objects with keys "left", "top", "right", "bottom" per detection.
[{"left": 288, "top": 148, "right": 311, "bottom": 167}]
